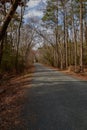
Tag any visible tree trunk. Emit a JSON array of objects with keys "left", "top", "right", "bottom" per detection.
[
  {"left": 63, "top": 11, "right": 66, "bottom": 68},
  {"left": 74, "top": 29, "right": 77, "bottom": 72},
  {"left": 73, "top": 15, "right": 77, "bottom": 72},
  {"left": 15, "top": 6, "right": 22, "bottom": 72},
  {"left": 0, "top": 39, "right": 4, "bottom": 65},
  {"left": 0, "top": 0, "right": 19, "bottom": 41},
  {"left": 80, "top": 0, "right": 84, "bottom": 72},
  {"left": 66, "top": 24, "right": 68, "bottom": 68},
  {"left": 85, "top": 22, "right": 87, "bottom": 45}
]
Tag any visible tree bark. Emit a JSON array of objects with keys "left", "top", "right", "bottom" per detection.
[
  {"left": 85, "top": 22, "right": 87, "bottom": 45},
  {"left": 15, "top": 6, "right": 22, "bottom": 72},
  {"left": 80, "top": 0, "right": 84, "bottom": 72},
  {"left": 0, "top": 39, "right": 4, "bottom": 65},
  {"left": 0, "top": 0, "right": 19, "bottom": 41}
]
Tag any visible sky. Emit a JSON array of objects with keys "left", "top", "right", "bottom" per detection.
[
  {"left": 24, "top": 0, "right": 47, "bottom": 25},
  {"left": 23, "top": 0, "right": 47, "bottom": 49}
]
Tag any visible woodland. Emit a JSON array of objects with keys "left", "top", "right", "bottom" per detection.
[
  {"left": 0, "top": 0, "right": 87, "bottom": 75},
  {"left": 38, "top": 0, "right": 87, "bottom": 73},
  {"left": 0, "top": 1, "right": 35, "bottom": 128},
  {"left": 0, "top": 0, "right": 87, "bottom": 129},
  {"left": 0, "top": 0, "right": 35, "bottom": 75}
]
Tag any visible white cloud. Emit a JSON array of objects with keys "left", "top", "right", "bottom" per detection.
[
  {"left": 27, "top": 0, "right": 40, "bottom": 8},
  {"left": 24, "top": 0, "right": 47, "bottom": 24},
  {"left": 24, "top": 10, "right": 43, "bottom": 18}
]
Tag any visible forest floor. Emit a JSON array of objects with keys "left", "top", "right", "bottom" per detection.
[
  {"left": 44, "top": 64, "right": 87, "bottom": 81},
  {"left": 0, "top": 66, "right": 34, "bottom": 130},
  {"left": 0, "top": 63, "right": 87, "bottom": 129},
  {"left": 61, "top": 69, "right": 87, "bottom": 81}
]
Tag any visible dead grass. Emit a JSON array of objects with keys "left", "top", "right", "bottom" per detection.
[
  {"left": 0, "top": 66, "right": 34, "bottom": 130},
  {"left": 61, "top": 69, "right": 87, "bottom": 81},
  {"left": 44, "top": 64, "right": 87, "bottom": 81}
]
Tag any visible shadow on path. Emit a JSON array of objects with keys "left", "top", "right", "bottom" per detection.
[{"left": 20, "top": 63, "right": 87, "bottom": 130}]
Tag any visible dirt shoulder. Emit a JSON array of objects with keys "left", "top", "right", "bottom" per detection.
[
  {"left": 0, "top": 66, "right": 34, "bottom": 130},
  {"left": 43, "top": 64, "right": 87, "bottom": 81},
  {"left": 61, "top": 70, "right": 87, "bottom": 81}
]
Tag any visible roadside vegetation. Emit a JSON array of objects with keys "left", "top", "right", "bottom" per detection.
[
  {"left": 0, "top": 1, "right": 35, "bottom": 129},
  {"left": 0, "top": 0, "right": 87, "bottom": 129},
  {"left": 37, "top": 0, "right": 87, "bottom": 75}
]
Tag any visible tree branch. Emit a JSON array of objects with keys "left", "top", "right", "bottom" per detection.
[{"left": 0, "top": 0, "right": 20, "bottom": 41}]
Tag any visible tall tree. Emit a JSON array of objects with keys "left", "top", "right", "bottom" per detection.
[
  {"left": 0, "top": 0, "right": 28, "bottom": 41},
  {"left": 79, "top": 0, "right": 84, "bottom": 72}
]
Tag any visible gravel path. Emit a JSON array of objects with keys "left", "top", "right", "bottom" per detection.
[{"left": 22, "top": 63, "right": 87, "bottom": 130}]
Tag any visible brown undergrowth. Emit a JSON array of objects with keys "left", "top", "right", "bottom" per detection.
[
  {"left": 61, "top": 69, "right": 87, "bottom": 81},
  {"left": 44, "top": 64, "right": 87, "bottom": 81},
  {"left": 0, "top": 66, "right": 34, "bottom": 130}
]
